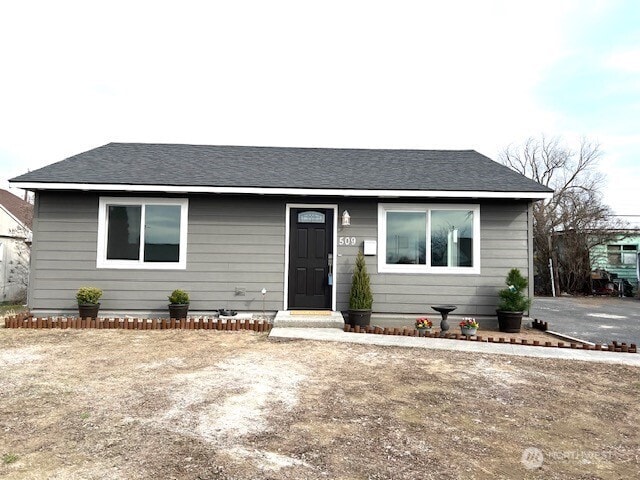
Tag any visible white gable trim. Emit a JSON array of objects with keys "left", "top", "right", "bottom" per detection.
[{"left": 10, "top": 182, "right": 553, "bottom": 200}]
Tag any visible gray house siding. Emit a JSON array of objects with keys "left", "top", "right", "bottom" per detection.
[
  {"left": 30, "top": 192, "right": 286, "bottom": 315},
  {"left": 333, "top": 199, "right": 531, "bottom": 316},
  {"left": 29, "top": 192, "right": 531, "bottom": 317}
]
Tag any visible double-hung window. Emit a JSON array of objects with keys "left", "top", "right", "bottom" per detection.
[
  {"left": 378, "top": 203, "right": 480, "bottom": 274},
  {"left": 97, "top": 197, "right": 188, "bottom": 269}
]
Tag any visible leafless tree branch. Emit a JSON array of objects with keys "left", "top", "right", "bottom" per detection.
[{"left": 499, "top": 135, "right": 623, "bottom": 294}]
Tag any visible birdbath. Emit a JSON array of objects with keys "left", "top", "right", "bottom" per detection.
[{"left": 431, "top": 305, "right": 457, "bottom": 337}]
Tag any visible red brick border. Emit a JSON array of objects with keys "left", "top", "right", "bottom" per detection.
[
  {"left": 342, "top": 324, "right": 637, "bottom": 354},
  {"left": 4, "top": 314, "right": 272, "bottom": 332}
]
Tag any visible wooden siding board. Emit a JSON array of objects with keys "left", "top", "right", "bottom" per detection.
[
  {"left": 189, "top": 244, "right": 284, "bottom": 254},
  {"left": 189, "top": 225, "right": 284, "bottom": 236}
]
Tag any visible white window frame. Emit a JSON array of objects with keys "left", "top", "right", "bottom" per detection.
[
  {"left": 97, "top": 197, "right": 189, "bottom": 270},
  {"left": 378, "top": 203, "right": 481, "bottom": 274},
  {"left": 608, "top": 244, "right": 638, "bottom": 266}
]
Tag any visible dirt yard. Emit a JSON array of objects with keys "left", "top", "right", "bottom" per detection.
[{"left": 1, "top": 329, "right": 638, "bottom": 479}]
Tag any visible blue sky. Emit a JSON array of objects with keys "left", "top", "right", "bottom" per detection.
[
  {"left": 0, "top": 1, "right": 638, "bottom": 214},
  {"left": 537, "top": 2, "right": 639, "bottom": 138}
]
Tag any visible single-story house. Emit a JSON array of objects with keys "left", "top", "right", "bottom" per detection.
[
  {"left": 590, "top": 231, "right": 640, "bottom": 293},
  {"left": 10, "top": 143, "right": 552, "bottom": 318},
  {"left": 0, "top": 189, "right": 33, "bottom": 303}
]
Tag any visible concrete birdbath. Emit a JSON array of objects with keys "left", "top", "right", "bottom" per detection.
[{"left": 431, "top": 305, "right": 457, "bottom": 337}]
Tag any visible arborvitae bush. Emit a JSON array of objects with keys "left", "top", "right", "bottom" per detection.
[{"left": 349, "top": 251, "right": 373, "bottom": 310}]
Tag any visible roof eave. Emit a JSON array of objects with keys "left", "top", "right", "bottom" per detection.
[{"left": 9, "top": 181, "right": 554, "bottom": 200}]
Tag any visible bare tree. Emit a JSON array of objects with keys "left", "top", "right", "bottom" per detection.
[{"left": 500, "top": 136, "right": 624, "bottom": 295}]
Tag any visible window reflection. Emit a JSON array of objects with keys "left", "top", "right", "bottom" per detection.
[
  {"left": 386, "top": 212, "right": 426, "bottom": 264},
  {"left": 431, "top": 210, "right": 473, "bottom": 267},
  {"left": 144, "top": 205, "right": 181, "bottom": 262},
  {"left": 106, "top": 206, "right": 141, "bottom": 260}
]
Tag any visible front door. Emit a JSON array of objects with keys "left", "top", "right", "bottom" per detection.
[{"left": 288, "top": 208, "right": 333, "bottom": 309}]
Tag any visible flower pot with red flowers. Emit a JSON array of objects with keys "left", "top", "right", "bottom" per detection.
[{"left": 415, "top": 317, "right": 433, "bottom": 335}]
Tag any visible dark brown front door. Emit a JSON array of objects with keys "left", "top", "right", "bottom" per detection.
[{"left": 288, "top": 208, "right": 333, "bottom": 309}]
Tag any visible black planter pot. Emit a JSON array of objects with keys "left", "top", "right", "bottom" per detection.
[
  {"left": 348, "top": 309, "right": 372, "bottom": 327},
  {"left": 78, "top": 303, "right": 100, "bottom": 319},
  {"left": 497, "top": 310, "right": 523, "bottom": 333},
  {"left": 169, "top": 303, "right": 189, "bottom": 319}
]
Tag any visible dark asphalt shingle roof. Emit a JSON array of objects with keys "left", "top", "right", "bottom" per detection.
[{"left": 10, "top": 143, "right": 551, "bottom": 193}]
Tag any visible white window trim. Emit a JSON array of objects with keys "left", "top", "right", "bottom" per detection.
[
  {"left": 97, "top": 197, "right": 189, "bottom": 270},
  {"left": 378, "top": 203, "right": 481, "bottom": 274},
  {"left": 608, "top": 244, "right": 638, "bottom": 266}
]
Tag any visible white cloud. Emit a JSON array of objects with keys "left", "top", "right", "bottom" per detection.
[
  {"left": 604, "top": 48, "right": 640, "bottom": 73},
  {"left": 595, "top": 133, "right": 640, "bottom": 215}
]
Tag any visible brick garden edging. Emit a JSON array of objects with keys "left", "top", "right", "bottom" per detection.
[
  {"left": 5, "top": 313, "right": 636, "bottom": 354},
  {"left": 531, "top": 318, "right": 549, "bottom": 331},
  {"left": 343, "top": 324, "right": 637, "bottom": 354},
  {"left": 3, "top": 314, "right": 272, "bottom": 332}
]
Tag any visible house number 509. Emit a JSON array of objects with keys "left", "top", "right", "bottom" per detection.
[{"left": 339, "top": 236, "right": 357, "bottom": 246}]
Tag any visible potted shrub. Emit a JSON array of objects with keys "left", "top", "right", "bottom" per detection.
[
  {"left": 168, "top": 289, "right": 190, "bottom": 319},
  {"left": 76, "top": 286, "right": 103, "bottom": 319},
  {"left": 496, "top": 268, "right": 532, "bottom": 333},
  {"left": 348, "top": 251, "right": 373, "bottom": 327}
]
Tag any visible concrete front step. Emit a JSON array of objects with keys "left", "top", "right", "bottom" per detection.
[{"left": 273, "top": 310, "right": 345, "bottom": 328}]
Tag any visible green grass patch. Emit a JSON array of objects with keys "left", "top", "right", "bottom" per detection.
[{"left": 2, "top": 453, "right": 18, "bottom": 464}]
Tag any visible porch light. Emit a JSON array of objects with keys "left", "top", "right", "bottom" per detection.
[{"left": 341, "top": 210, "right": 351, "bottom": 227}]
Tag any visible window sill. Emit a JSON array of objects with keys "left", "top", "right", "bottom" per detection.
[
  {"left": 378, "top": 265, "right": 481, "bottom": 275},
  {"left": 96, "top": 261, "right": 187, "bottom": 270}
]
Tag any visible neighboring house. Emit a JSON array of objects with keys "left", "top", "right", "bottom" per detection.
[
  {"left": 0, "top": 189, "right": 33, "bottom": 303},
  {"left": 590, "top": 228, "right": 640, "bottom": 293},
  {"left": 10, "top": 143, "right": 552, "bottom": 317}
]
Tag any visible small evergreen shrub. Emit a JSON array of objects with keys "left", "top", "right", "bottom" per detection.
[
  {"left": 497, "top": 268, "right": 532, "bottom": 312},
  {"left": 349, "top": 251, "right": 373, "bottom": 310},
  {"left": 168, "top": 289, "right": 190, "bottom": 305},
  {"left": 76, "top": 287, "right": 103, "bottom": 305}
]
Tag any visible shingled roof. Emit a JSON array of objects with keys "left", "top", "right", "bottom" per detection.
[
  {"left": 0, "top": 189, "right": 33, "bottom": 229},
  {"left": 10, "top": 143, "right": 552, "bottom": 197}
]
